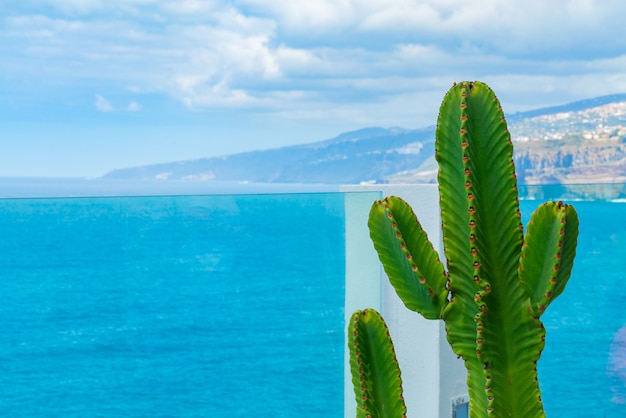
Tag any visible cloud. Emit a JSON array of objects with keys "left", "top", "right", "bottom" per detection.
[
  {"left": 2, "top": 5, "right": 281, "bottom": 108},
  {"left": 5, "top": 0, "right": 626, "bottom": 131},
  {"left": 162, "top": 0, "right": 219, "bottom": 14},
  {"left": 95, "top": 94, "right": 113, "bottom": 112},
  {"left": 127, "top": 101, "right": 141, "bottom": 111},
  {"left": 94, "top": 94, "right": 141, "bottom": 112},
  {"left": 240, "top": 0, "right": 626, "bottom": 59},
  {"left": 45, "top": 0, "right": 104, "bottom": 14},
  {"left": 240, "top": 0, "right": 355, "bottom": 31}
]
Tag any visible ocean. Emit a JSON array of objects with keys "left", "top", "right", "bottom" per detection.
[
  {"left": 0, "top": 179, "right": 624, "bottom": 417},
  {"left": 521, "top": 192, "right": 626, "bottom": 418},
  {"left": 0, "top": 187, "right": 346, "bottom": 417}
]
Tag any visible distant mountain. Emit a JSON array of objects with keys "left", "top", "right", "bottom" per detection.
[
  {"left": 103, "top": 127, "right": 435, "bottom": 184},
  {"left": 103, "top": 94, "right": 626, "bottom": 185}
]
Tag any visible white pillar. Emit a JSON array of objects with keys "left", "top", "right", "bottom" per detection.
[{"left": 342, "top": 184, "right": 467, "bottom": 418}]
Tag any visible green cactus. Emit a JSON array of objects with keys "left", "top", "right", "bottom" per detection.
[
  {"left": 349, "top": 81, "right": 579, "bottom": 417},
  {"left": 348, "top": 309, "right": 407, "bottom": 418}
]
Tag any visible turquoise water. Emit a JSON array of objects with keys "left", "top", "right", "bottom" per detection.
[
  {"left": 527, "top": 198, "right": 626, "bottom": 417},
  {"left": 0, "top": 193, "right": 346, "bottom": 417},
  {"left": 517, "top": 183, "right": 626, "bottom": 416},
  {"left": 0, "top": 183, "right": 625, "bottom": 417}
]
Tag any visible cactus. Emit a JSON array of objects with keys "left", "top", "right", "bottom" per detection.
[
  {"left": 350, "top": 81, "right": 579, "bottom": 417},
  {"left": 348, "top": 309, "right": 407, "bottom": 418}
]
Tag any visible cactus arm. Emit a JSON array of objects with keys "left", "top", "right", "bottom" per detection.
[
  {"left": 368, "top": 196, "right": 448, "bottom": 319},
  {"left": 348, "top": 309, "right": 407, "bottom": 418},
  {"left": 519, "top": 201, "right": 579, "bottom": 316}
]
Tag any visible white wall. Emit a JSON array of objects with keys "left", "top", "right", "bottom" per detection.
[{"left": 342, "top": 185, "right": 467, "bottom": 418}]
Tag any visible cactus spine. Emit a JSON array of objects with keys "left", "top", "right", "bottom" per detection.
[{"left": 351, "top": 81, "right": 579, "bottom": 417}]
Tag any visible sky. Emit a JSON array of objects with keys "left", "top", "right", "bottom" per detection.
[{"left": 3, "top": 0, "right": 626, "bottom": 177}]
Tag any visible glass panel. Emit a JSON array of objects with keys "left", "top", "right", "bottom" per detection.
[
  {"left": 0, "top": 191, "right": 361, "bottom": 417},
  {"left": 2, "top": 180, "right": 624, "bottom": 417},
  {"left": 520, "top": 184, "right": 626, "bottom": 417}
]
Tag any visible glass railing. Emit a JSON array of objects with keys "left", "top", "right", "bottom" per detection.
[
  {"left": 1, "top": 181, "right": 624, "bottom": 417},
  {"left": 519, "top": 185, "right": 626, "bottom": 417},
  {"left": 519, "top": 182, "right": 626, "bottom": 201},
  {"left": 0, "top": 187, "right": 376, "bottom": 417},
  {"left": 344, "top": 183, "right": 626, "bottom": 418}
]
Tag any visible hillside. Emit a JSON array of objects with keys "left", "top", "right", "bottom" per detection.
[
  {"left": 104, "top": 94, "right": 626, "bottom": 185},
  {"left": 512, "top": 101, "right": 626, "bottom": 184},
  {"left": 103, "top": 127, "right": 434, "bottom": 184}
]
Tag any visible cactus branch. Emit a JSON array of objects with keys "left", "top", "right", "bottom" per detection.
[
  {"left": 348, "top": 309, "right": 407, "bottom": 418},
  {"left": 368, "top": 196, "right": 447, "bottom": 319},
  {"left": 519, "top": 201, "right": 580, "bottom": 316}
]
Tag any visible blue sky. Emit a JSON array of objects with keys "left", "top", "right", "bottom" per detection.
[{"left": 2, "top": 0, "right": 626, "bottom": 177}]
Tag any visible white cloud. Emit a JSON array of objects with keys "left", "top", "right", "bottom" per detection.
[
  {"left": 5, "top": 0, "right": 626, "bottom": 131},
  {"left": 171, "top": 73, "right": 259, "bottom": 108},
  {"left": 127, "top": 101, "right": 141, "bottom": 111},
  {"left": 239, "top": 0, "right": 626, "bottom": 59},
  {"left": 241, "top": 0, "right": 355, "bottom": 30},
  {"left": 358, "top": 1, "right": 443, "bottom": 31},
  {"left": 95, "top": 94, "right": 114, "bottom": 112},
  {"left": 45, "top": 0, "right": 104, "bottom": 14},
  {"left": 95, "top": 95, "right": 142, "bottom": 112},
  {"left": 274, "top": 46, "right": 326, "bottom": 75},
  {"left": 162, "top": 0, "right": 219, "bottom": 14}
]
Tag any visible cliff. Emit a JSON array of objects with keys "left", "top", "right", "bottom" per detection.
[{"left": 512, "top": 101, "right": 626, "bottom": 184}]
